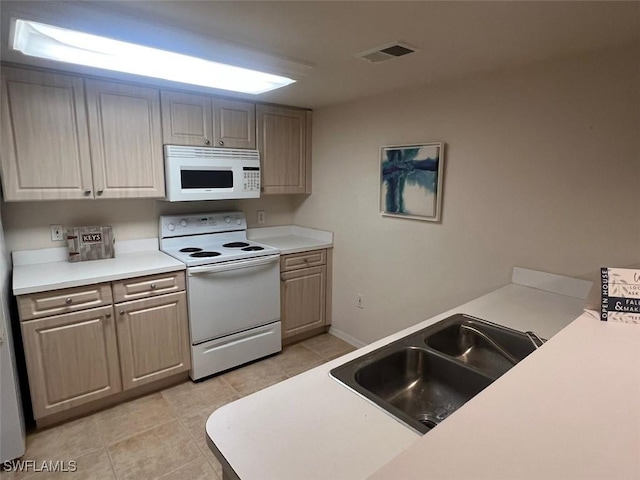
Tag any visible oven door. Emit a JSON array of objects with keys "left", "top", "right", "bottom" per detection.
[{"left": 186, "top": 254, "right": 280, "bottom": 344}]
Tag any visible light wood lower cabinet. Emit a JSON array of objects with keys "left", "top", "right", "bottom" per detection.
[
  {"left": 280, "top": 249, "right": 332, "bottom": 344},
  {"left": 116, "top": 292, "right": 190, "bottom": 390},
  {"left": 18, "top": 272, "right": 190, "bottom": 422},
  {"left": 20, "top": 305, "right": 122, "bottom": 419},
  {"left": 281, "top": 266, "right": 326, "bottom": 337}
]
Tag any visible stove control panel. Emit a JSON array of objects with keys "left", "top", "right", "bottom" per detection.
[{"left": 160, "top": 211, "right": 247, "bottom": 238}]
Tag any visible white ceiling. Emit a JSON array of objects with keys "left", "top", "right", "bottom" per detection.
[{"left": 2, "top": 1, "right": 639, "bottom": 109}]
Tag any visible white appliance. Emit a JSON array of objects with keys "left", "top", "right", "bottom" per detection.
[
  {"left": 0, "top": 204, "right": 25, "bottom": 462},
  {"left": 159, "top": 212, "right": 281, "bottom": 380},
  {"left": 164, "top": 145, "right": 261, "bottom": 202}
]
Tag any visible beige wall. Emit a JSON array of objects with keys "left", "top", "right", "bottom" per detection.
[
  {"left": 293, "top": 45, "right": 640, "bottom": 344},
  {"left": 1, "top": 195, "right": 296, "bottom": 252},
  {"left": 2, "top": 44, "right": 638, "bottom": 346}
]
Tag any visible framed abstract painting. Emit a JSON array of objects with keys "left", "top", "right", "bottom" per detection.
[{"left": 379, "top": 143, "right": 444, "bottom": 222}]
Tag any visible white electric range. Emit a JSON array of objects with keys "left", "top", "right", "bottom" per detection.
[{"left": 159, "top": 211, "right": 281, "bottom": 380}]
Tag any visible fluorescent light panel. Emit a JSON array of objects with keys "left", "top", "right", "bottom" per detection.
[{"left": 11, "top": 19, "right": 296, "bottom": 94}]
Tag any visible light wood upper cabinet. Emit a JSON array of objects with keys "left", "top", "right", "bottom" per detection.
[
  {"left": 257, "top": 104, "right": 311, "bottom": 194},
  {"left": 0, "top": 68, "right": 165, "bottom": 201},
  {"left": 161, "top": 91, "right": 255, "bottom": 149},
  {"left": 0, "top": 67, "right": 94, "bottom": 201},
  {"left": 160, "top": 91, "right": 213, "bottom": 146},
  {"left": 213, "top": 98, "right": 255, "bottom": 149},
  {"left": 20, "top": 305, "right": 122, "bottom": 419},
  {"left": 85, "top": 80, "right": 165, "bottom": 198},
  {"left": 115, "top": 292, "right": 190, "bottom": 390}
]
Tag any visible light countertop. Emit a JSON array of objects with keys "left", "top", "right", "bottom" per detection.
[
  {"left": 12, "top": 239, "right": 185, "bottom": 295},
  {"left": 370, "top": 310, "right": 640, "bottom": 480},
  {"left": 248, "top": 225, "right": 333, "bottom": 254},
  {"left": 206, "top": 269, "right": 606, "bottom": 480}
]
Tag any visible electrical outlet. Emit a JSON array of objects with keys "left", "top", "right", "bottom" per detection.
[
  {"left": 50, "top": 224, "right": 64, "bottom": 242},
  {"left": 357, "top": 294, "right": 364, "bottom": 309},
  {"left": 257, "top": 210, "right": 266, "bottom": 224}
]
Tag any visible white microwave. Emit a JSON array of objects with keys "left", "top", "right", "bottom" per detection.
[{"left": 164, "top": 145, "right": 261, "bottom": 201}]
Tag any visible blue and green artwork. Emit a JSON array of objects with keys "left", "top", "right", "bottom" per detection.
[{"left": 380, "top": 143, "right": 442, "bottom": 220}]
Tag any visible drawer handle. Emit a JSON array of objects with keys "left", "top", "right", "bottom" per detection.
[
  {"left": 303, "top": 258, "right": 309, "bottom": 263},
  {"left": 150, "top": 283, "right": 157, "bottom": 289},
  {"left": 65, "top": 297, "right": 72, "bottom": 305}
]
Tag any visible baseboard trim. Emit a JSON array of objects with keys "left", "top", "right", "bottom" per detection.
[{"left": 327, "top": 327, "right": 366, "bottom": 349}]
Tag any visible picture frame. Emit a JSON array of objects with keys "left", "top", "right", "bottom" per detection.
[{"left": 379, "top": 142, "right": 444, "bottom": 222}]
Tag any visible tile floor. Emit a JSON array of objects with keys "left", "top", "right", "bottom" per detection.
[{"left": 1, "top": 334, "right": 355, "bottom": 480}]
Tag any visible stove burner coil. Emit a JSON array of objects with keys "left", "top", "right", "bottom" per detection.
[
  {"left": 189, "top": 251, "right": 221, "bottom": 258},
  {"left": 241, "top": 246, "right": 264, "bottom": 251},
  {"left": 223, "top": 242, "right": 250, "bottom": 248},
  {"left": 180, "top": 247, "right": 203, "bottom": 253}
]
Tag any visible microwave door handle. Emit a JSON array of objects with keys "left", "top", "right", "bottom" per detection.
[{"left": 188, "top": 254, "right": 280, "bottom": 275}]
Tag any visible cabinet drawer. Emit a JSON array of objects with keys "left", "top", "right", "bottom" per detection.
[
  {"left": 112, "top": 271, "right": 185, "bottom": 303},
  {"left": 18, "top": 283, "right": 113, "bottom": 321},
  {"left": 281, "top": 250, "right": 326, "bottom": 272}
]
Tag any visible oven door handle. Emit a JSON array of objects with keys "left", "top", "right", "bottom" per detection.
[{"left": 187, "top": 254, "right": 280, "bottom": 275}]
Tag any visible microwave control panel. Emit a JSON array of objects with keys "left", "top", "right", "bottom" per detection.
[{"left": 243, "top": 167, "right": 261, "bottom": 192}]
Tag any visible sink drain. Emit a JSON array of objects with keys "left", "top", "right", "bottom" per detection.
[{"left": 417, "top": 414, "right": 439, "bottom": 429}]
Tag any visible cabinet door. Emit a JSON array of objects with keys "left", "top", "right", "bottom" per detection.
[
  {"left": 21, "top": 306, "right": 121, "bottom": 419},
  {"left": 116, "top": 292, "right": 190, "bottom": 390},
  {"left": 0, "top": 67, "right": 93, "bottom": 201},
  {"left": 213, "top": 98, "right": 255, "bottom": 149},
  {"left": 281, "top": 265, "right": 326, "bottom": 338},
  {"left": 85, "top": 79, "right": 165, "bottom": 198},
  {"left": 160, "top": 91, "right": 213, "bottom": 146},
  {"left": 257, "top": 105, "right": 310, "bottom": 194}
]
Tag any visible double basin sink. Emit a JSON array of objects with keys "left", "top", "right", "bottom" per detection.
[{"left": 330, "top": 314, "right": 544, "bottom": 434}]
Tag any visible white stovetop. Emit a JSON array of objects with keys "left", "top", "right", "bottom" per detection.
[{"left": 205, "top": 268, "right": 622, "bottom": 480}]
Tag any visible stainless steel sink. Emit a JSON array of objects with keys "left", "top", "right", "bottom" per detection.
[
  {"left": 425, "top": 316, "right": 537, "bottom": 378},
  {"left": 330, "top": 313, "right": 543, "bottom": 434}
]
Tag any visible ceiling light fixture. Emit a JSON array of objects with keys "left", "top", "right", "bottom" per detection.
[{"left": 10, "top": 19, "right": 296, "bottom": 94}]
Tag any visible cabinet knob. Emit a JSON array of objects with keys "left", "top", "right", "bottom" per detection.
[
  {"left": 65, "top": 297, "right": 72, "bottom": 304},
  {"left": 119, "top": 310, "right": 125, "bottom": 315},
  {"left": 204, "top": 138, "right": 210, "bottom": 145},
  {"left": 219, "top": 141, "right": 224, "bottom": 146},
  {"left": 105, "top": 313, "right": 111, "bottom": 318},
  {"left": 84, "top": 190, "right": 91, "bottom": 196},
  {"left": 97, "top": 189, "right": 104, "bottom": 196},
  {"left": 150, "top": 283, "right": 156, "bottom": 289}
]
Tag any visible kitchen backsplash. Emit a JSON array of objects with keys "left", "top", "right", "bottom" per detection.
[{"left": 0, "top": 195, "right": 297, "bottom": 253}]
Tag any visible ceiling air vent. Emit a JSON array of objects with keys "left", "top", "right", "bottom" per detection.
[{"left": 356, "top": 42, "right": 417, "bottom": 63}]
